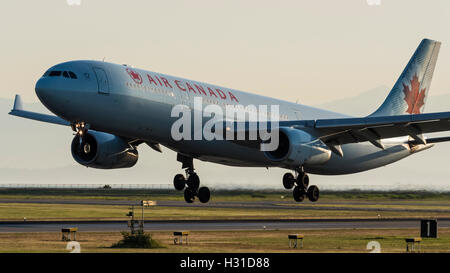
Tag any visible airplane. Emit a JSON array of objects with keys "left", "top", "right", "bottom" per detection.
[{"left": 9, "top": 38, "right": 450, "bottom": 204}]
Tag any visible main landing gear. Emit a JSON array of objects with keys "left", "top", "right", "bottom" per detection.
[
  {"left": 173, "top": 154, "right": 211, "bottom": 204},
  {"left": 282, "top": 167, "right": 320, "bottom": 202}
]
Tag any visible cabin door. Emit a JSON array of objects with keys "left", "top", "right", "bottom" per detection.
[{"left": 93, "top": 67, "right": 109, "bottom": 94}]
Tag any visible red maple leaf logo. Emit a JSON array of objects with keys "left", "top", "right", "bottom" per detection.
[
  {"left": 403, "top": 74, "right": 426, "bottom": 114},
  {"left": 126, "top": 68, "right": 143, "bottom": 84}
]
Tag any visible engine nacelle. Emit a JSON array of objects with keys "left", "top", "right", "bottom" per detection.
[
  {"left": 264, "top": 127, "right": 331, "bottom": 167},
  {"left": 71, "top": 130, "right": 138, "bottom": 169}
]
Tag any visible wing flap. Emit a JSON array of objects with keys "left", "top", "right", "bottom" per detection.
[
  {"left": 300, "top": 111, "right": 450, "bottom": 145},
  {"left": 423, "top": 136, "right": 450, "bottom": 144},
  {"left": 220, "top": 111, "right": 450, "bottom": 151}
]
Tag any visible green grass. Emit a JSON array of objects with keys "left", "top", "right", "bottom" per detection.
[
  {"left": 0, "top": 189, "right": 449, "bottom": 221},
  {"left": 0, "top": 228, "right": 448, "bottom": 253},
  {"left": 0, "top": 202, "right": 449, "bottom": 221}
]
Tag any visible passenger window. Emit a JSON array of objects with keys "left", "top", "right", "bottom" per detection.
[
  {"left": 63, "top": 71, "right": 70, "bottom": 78},
  {"left": 69, "top": 71, "right": 77, "bottom": 79}
]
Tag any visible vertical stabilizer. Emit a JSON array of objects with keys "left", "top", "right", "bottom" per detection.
[{"left": 369, "top": 39, "right": 440, "bottom": 117}]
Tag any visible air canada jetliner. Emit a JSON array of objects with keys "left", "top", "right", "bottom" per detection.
[{"left": 9, "top": 39, "right": 450, "bottom": 204}]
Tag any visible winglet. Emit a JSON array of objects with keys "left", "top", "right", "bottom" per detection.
[{"left": 12, "top": 94, "right": 23, "bottom": 111}]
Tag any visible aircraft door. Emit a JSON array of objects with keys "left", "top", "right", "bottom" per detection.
[{"left": 93, "top": 67, "right": 109, "bottom": 94}]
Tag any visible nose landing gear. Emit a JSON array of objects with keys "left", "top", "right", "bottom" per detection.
[
  {"left": 283, "top": 167, "right": 320, "bottom": 202},
  {"left": 173, "top": 154, "right": 211, "bottom": 204}
]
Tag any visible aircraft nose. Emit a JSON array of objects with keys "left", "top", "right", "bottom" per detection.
[
  {"left": 35, "top": 77, "right": 48, "bottom": 100},
  {"left": 35, "top": 76, "right": 60, "bottom": 112},
  {"left": 35, "top": 77, "right": 51, "bottom": 102}
]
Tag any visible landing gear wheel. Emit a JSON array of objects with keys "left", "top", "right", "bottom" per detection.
[
  {"left": 282, "top": 173, "right": 295, "bottom": 190},
  {"left": 176, "top": 154, "right": 211, "bottom": 204},
  {"left": 198, "top": 187, "right": 211, "bottom": 203},
  {"left": 187, "top": 173, "right": 200, "bottom": 190},
  {"left": 173, "top": 174, "right": 186, "bottom": 191},
  {"left": 307, "top": 185, "right": 320, "bottom": 202},
  {"left": 184, "top": 188, "right": 196, "bottom": 203},
  {"left": 293, "top": 186, "right": 306, "bottom": 202},
  {"left": 298, "top": 174, "right": 309, "bottom": 188}
]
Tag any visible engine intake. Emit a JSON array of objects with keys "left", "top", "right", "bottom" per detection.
[
  {"left": 71, "top": 130, "right": 138, "bottom": 169},
  {"left": 264, "top": 127, "right": 331, "bottom": 167}
]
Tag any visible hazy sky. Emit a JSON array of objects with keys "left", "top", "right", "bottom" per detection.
[{"left": 1, "top": 0, "right": 450, "bottom": 105}]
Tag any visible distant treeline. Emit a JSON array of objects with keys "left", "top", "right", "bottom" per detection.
[
  {"left": 0, "top": 187, "right": 449, "bottom": 200},
  {"left": 208, "top": 189, "right": 450, "bottom": 200}
]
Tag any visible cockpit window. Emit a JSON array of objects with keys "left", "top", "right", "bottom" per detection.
[
  {"left": 44, "top": 70, "right": 78, "bottom": 79},
  {"left": 49, "top": 71, "right": 62, "bottom": 77},
  {"left": 69, "top": 71, "right": 77, "bottom": 79}
]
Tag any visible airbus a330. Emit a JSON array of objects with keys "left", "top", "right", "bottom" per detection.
[{"left": 10, "top": 39, "right": 450, "bottom": 204}]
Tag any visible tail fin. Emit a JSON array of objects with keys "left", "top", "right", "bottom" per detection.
[{"left": 369, "top": 39, "right": 441, "bottom": 117}]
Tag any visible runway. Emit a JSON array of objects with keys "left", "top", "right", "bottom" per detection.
[{"left": 1, "top": 219, "right": 449, "bottom": 233}]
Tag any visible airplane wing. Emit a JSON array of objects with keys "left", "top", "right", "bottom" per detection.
[
  {"left": 222, "top": 111, "right": 450, "bottom": 155},
  {"left": 288, "top": 111, "right": 450, "bottom": 148},
  {"left": 8, "top": 94, "right": 70, "bottom": 126},
  {"left": 8, "top": 94, "right": 160, "bottom": 149}
]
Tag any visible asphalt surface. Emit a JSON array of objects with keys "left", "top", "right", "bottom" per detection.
[{"left": 1, "top": 219, "right": 449, "bottom": 233}]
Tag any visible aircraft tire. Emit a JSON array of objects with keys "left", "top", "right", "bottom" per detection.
[
  {"left": 293, "top": 186, "right": 306, "bottom": 202},
  {"left": 198, "top": 187, "right": 211, "bottom": 203},
  {"left": 184, "top": 187, "right": 196, "bottom": 203},
  {"left": 173, "top": 174, "right": 186, "bottom": 191},
  {"left": 307, "top": 185, "right": 320, "bottom": 202},
  {"left": 282, "top": 173, "right": 295, "bottom": 190},
  {"left": 187, "top": 173, "right": 200, "bottom": 190},
  {"left": 298, "top": 174, "right": 309, "bottom": 188}
]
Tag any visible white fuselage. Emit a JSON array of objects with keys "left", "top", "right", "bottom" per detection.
[{"left": 35, "top": 60, "right": 418, "bottom": 175}]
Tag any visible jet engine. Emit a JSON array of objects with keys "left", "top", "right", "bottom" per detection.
[
  {"left": 71, "top": 130, "right": 138, "bottom": 169},
  {"left": 264, "top": 127, "right": 331, "bottom": 167}
]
